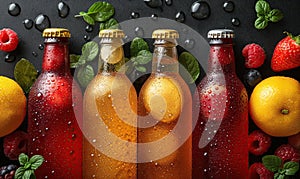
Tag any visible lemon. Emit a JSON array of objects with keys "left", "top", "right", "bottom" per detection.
[
  {"left": 0, "top": 76, "right": 26, "bottom": 137},
  {"left": 249, "top": 76, "right": 300, "bottom": 137}
]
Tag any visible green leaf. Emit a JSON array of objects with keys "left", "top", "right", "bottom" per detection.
[
  {"left": 77, "top": 65, "right": 95, "bottom": 88},
  {"left": 81, "top": 41, "right": 99, "bottom": 62},
  {"left": 274, "top": 173, "right": 285, "bottom": 179},
  {"left": 70, "top": 54, "right": 81, "bottom": 68},
  {"left": 255, "top": 16, "right": 268, "bottom": 30},
  {"left": 14, "top": 58, "right": 38, "bottom": 94},
  {"left": 135, "top": 50, "right": 152, "bottom": 65},
  {"left": 283, "top": 161, "right": 299, "bottom": 175},
  {"left": 285, "top": 32, "right": 300, "bottom": 45},
  {"left": 29, "top": 155, "right": 44, "bottom": 170},
  {"left": 90, "top": 2, "right": 114, "bottom": 22},
  {"left": 268, "top": 9, "right": 284, "bottom": 22},
  {"left": 255, "top": 0, "right": 271, "bottom": 16},
  {"left": 130, "top": 37, "right": 149, "bottom": 57},
  {"left": 23, "top": 170, "right": 34, "bottom": 179},
  {"left": 24, "top": 163, "right": 31, "bottom": 170},
  {"left": 18, "top": 153, "right": 29, "bottom": 166},
  {"left": 262, "top": 155, "right": 282, "bottom": 172},
  {"left": 14, "top": 167, "right": 25, "bottom": 179},
  {"left": 179, "top": 52, "right": 200, "bottom": 84},
  {"left": 88, "top": 2, "right": 105, "bottom": 14},
  {"left": 99, "top": 18, "right": 119, "bottom": 31},
  {"left": 83, "top": 14, "right": 95, "bottom": 25},
  {"left": 135, "top": 65, "right": 147, "bottom": 73}
]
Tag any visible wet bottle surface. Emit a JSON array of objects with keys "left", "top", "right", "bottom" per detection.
[
  {"left": 83, "top": 29, "right": 137, "bottom": 178},
  {"left": 138, "top": 29, "right": 192, "bottom": 179},
  {"left": 192, "top": 29, "right": 248, "bottom": 178},
  {"left": 28, "top": 28, "right": 83, "bottom": 178}
]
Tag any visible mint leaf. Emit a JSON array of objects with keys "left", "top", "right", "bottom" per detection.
[
  {"left": 83, "top": 14, "right": 95, "bottom": 25},
  {"left": 100, "top": 18, "right": 119, "bottom": 31},
  {"left": 130, "top": 37, "right": 149, "bottom": 57},
  {"left": 90, "top": 2, "right": 114, "bottom": 22},
  {"left": 179, "top": 52, "right": 200, "bottom": 84},
  {"left": 274, "top": 173, "right": 285, "bottom": 179},
  {"left": 77, "top": 65, "right": 95, "bottom": 88},
  {"left": 255, "top": 16, "right": 268, "bottom": 29},
  {"left": 255, "top": 0, "right": 271, "bottom": 16},
  {"left": 29, "top": 155, "right": 44, "bottom": 170},
  {"left": 283, "top": 161, "right": 299, "bottom": 175},
  {"left": 23, "top": 170, "right": 35, "bottom": 179},
  {"left": 81, "top": 41, "right": 99, "bottom": 62},
  {"left": 88, "top": 1, "right": 105, "bottom": 14},
  {"left": 262, "top": 155, "right": 282, "bottom": 172},
  {"left": 70, "top": 54, "right": 81, "bottom": 68},
  {"left": 135, "top": 65, "right": 147, "bottom": 73},
  {"left": 14, "top": 167, "right": 25, "bottom": 179},
  {"left": 135, "top": 50, "right": 152, "bottom": 65},
  {"left": 268, "top": 9, "right": 283, "bottom": 22},
  {"left": 14, "top": 58, "right": 38, "bottom": 94},
  {"left": 19, "top": 153, "right": 29, "bottom": 166}
]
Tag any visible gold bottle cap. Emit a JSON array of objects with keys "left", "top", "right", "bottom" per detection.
[
  {"left": 152, "top": 29, "right": 179, "bottom": 39},
  {"left": 207, "top": 29, "right": 234, "bottom": 39},
  {"left": 99, "top": 29, "right": 125, "bottom": 38},
  {"left": 42, "top": 28, "right": 71, "bottom": 38}
]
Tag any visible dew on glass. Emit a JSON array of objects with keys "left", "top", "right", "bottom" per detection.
[
  {"left": 223, "top": 1, "right": 235, "bottom": 13},
  {"left": 134, "top": 27, "right": 144, "bottom": 37},
  {"left": 84, "top": 35, "right": 91, "bottom": 42},
  {"left": 35, "top": 14, "right": 51, "bottom": 32},
  {"left": 4, "top": 54, "right": 16, "bottom": 63},
  {"left": 231, "top": 18, "right": 240, "bottom": 26},
  {"left": 144, "top": 0, "right": 163, "bottom": 8},
  {"left": 39, "top": 44, "right": 44, "bottom": 50},
  {"left": 191, "top": 1, "right": 211, "bottom": 20},
  {"left": 184, "top": 39, "right": 195, "bottom": 49},
  {"left": 8, "top": 3, "right": 21, "bottom": 16},
  {"left": 165, "top": 0, "right": 172, "bottom": 6},
  {"left": 130, "top": 12, "right": 140, "bottom": 19},
  {"left": 58, "top": 1, "right": 70, "bottom": 18},
  {"left": 23, "top": 19, "right": 34, "bottom": 29},
  {"left": 175, "top": 11, "right": 185, "bottom": 23},
  {"left": 85, "top": 25, "right": 93, "bottom": 33}
]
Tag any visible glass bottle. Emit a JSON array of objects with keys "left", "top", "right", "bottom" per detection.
[
  {"left": 192, "top": 29, "right": 248, "bottom": 178},
  {"left": 28, "top": 28, "right": 83, "bottom": 178},
  {"left": 83, "top": 29, "right": 137, "bottom": 178},
  {"left": 138, "top": 29, "right": 192, "bottom": 179}
]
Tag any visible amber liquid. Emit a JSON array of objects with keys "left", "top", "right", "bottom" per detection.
[{"left": 83, "top": 72, "right": 137, "bottom": 178}]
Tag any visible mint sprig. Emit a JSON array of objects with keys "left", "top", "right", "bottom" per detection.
[
  {"left": 262, "top": 155, "right": 299, "bottom": 178},
  {"left": 14, "top": 153, "right": 44, "bottom": 179},
  {"left": 99, "top": 18, "right": 119, "bottom": 31},
  {"left": 75, "top": 1, "right": 114, "bottom": 25},
  {"left": 179, "top": 52, "right": 200, "bottom": 84},
  {"left": 254, "top": 0, "right": 283, "bottom": 29}
]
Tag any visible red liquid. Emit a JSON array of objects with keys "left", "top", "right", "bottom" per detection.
[
  {"left": 193, "top": 42, "right": 248, "bottom": 178},
  {"left": 28, "top": 38, "right": 83, "bottom": 179}
]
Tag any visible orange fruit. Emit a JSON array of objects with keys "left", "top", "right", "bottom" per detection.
[
  {"left": 0, "top": 76, "right": 26, "bottom": 137},
  {"left": 249, "top": 76, "right": 300, "bottom": 137}
]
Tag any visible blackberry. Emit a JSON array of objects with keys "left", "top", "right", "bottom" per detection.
[{"left": 0, "top": 165, "right": 17, "bottom": 179}]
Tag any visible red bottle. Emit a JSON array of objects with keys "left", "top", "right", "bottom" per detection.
[
  {"left": 28, "top": 28, "right": 82, "bottom": 178},
  {"left": 193, "top": 29, "right": 248, "bottom": 178}
]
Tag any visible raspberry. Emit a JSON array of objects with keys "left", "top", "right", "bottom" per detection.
[
  {"left": 242, "top": 43, "right": 266, "bottom": 68},
  {"left": 248, "top": 163, "right": 274, "bottom": 179},
  {"left": 248, "top": 130, "right": 271, "bottom": 156},
  {"left": 0, "top": 28, "right": 19, "bottom": 52},
  {"left": 0, "top": 165, "right": 17, "bottom": 179},
  {"left": 274, "top": 144, "right": 300, "bottom": 163},
  {"left": 3, "top": 130, "right": 28, "bottom": 160}
]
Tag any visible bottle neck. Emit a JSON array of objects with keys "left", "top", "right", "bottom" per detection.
[
  {"left": 208, "top": 39, "right": 235, "bottom": 73},
  {"left": 98, "top": 38, "right": 125, "bottom": 74},
  {"left": 42, "top": 38, "right": 70, "bottom": 74},
  {"left": 152, "top": 39, "right": 179, "bottom": 74}
]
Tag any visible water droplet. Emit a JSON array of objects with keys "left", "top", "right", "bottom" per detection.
[
  {"left": 175, "top": 11, "right": 185, "bottom": 23},
  {"left": 184, "top": 39, "right": 195, "bottom": 49},
  {"left": 68, "top": 121, "right": 72, "bottom": 125},
  {"left": 32, "top": 51, "right": 38, "bottom": 57},
  {"left": 70, "top": 150, "right": 74, "bottom": 154},
  {"left": 4, "top": 54, "right": 16, "bottom": 63},
  {"left": 150, "top": 14, "right": 158, "bottom": 20},
  {"left": 191, "top": 1, "right": 211, "bottom": 20},
  {"left": 130, "top": 12, "right": 140, "bottom": 19},
  {"left": 45, "top": 127, "right": 49, "bottom": 131},
  {"left": 165, "top": 0, "right": 172, "bottom": 6},
  {"left": 92, "top": 139, "right": 97, "bottom": 143},
  {"left": 90, "top": 153, "right": 94, "bottom": 157},
  {"left": 85, "top": 25, "right": 93, "bottom": 32},
  {"left": 84, "top": 35, "right": 91, "bottom": 42},
  {"left": 51, "top": 170, "right": 55, "bottom": 174},
  {"left": 38, "top": 44, "right": 44, "bottom": 50},
  {"left": 144, "top": 0, "right": 163, "bottom": 8},
  {"left": 8, "top": 3, "right": 21, "bottom": 16},
  {"left": 35, "top": 14, "right": 51, "bottom": 32},
  {"left": 231, "top": 18, "right": 240, "bottom": 26},
  {"left": 72, "top": 134, "right": 76, "bottom": 139},
  {"left": 134, "top": 27, "right": 144, "bottom": 37},
  {"left": 45, "top": 176, "right": 48, "bottom": 178},
  {"left": 223, "top": 1, "right": 235, "bottom": 13},
  {"left": 23, "top": 19, "right": 34, "bottom": 29},
  {"left": 58, "top": 1, "right": 70, "bottom": 18},
  {"left": 154, "top": 162, "right": 158, "bottom": 166}
]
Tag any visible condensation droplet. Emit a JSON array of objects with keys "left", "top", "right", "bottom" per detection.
[
  {"left": 223, "top": 1, "right": 235, "bottom": 13},
  {"left": 191, "top": 1, "right": 211, "bottom": 20},
  {"left": 35, "top": 14, "right": 51, "bottom": 32},
  {"left": 23, "top": 19, "right": 34, "bottom": 29},
  {"left": 8, "top": 3, "right": 21, "bottom": 16},
  {"left": 4, "top": 54, "right": 16, "bottom": 63},
  {"left": 57, "top": 1, "right": 70, "bottom": 18},
  {"left": 134, "top": 27, "right": 144, "bottom": 37}
]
